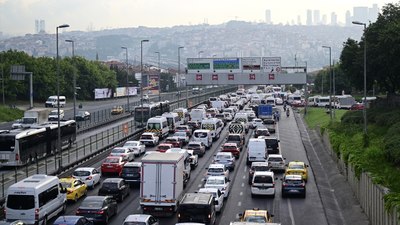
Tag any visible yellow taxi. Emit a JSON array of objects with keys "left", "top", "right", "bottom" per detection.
[
  {"left": 59, "top": 177, "right": 88, "bottom": 202},
  {"left": 285, "top": 161, "right": 309, "bottom": 181},
  {"left": 239, "top": 208, "right": 273, "bottom": 223},
  {"left": 111, "top": 106, "right": 124, "bottom": 115}
]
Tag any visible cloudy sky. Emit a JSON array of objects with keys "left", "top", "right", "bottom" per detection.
[{"left": 0, "top": 0, "right": 395, "bottom": 35}]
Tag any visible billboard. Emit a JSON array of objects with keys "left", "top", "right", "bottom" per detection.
[
  {"left": 242, "top": 57, "right": 261, "bottom": 71},
  {"left": 94, "top": 88, "right": 112, "bottom": 99}
]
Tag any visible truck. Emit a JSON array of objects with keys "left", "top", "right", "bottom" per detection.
[
  {"left": 140, "top": 153, "right": 185, "bottom": 217},
  {"left": 258, "top": 104, "right": 273, "bottom": 120},
  {"left": 12, "top": 108, "right": 50, "bottom": 129}
]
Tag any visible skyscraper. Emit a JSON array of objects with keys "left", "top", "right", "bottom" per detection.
[
  {"left": 313, "top": 10, "right": 321, "bottom": 25},
  {"left": 345, "top": 10, "right": 352, "bottom": 26},
  {"left": 353, "top": 7, "right": 369, "bottom": 23},
  {"left": 297, "top": 15, "right": 302, "bottom": 25},
  {"left": 306, "top": 10, "right": 313, "bottom": 26},
  {"left": 322, "top": 14, "right": 327, "bottom": 25},
  {"left": 330, "top": 12, "right": 338, "bottom": 26},
  {"left": 35, "top": 19, "right": 46, "bottom": 33},
  {"left": 265, "top": 10, "right": 272, "bottom": 24},
  {"left": 369, "top": 4, "right": 379, "bottom": 22}
]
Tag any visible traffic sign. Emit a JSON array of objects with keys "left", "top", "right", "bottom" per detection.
[{"left": 262, "top": 57, "right": 281, "bottom": 73}]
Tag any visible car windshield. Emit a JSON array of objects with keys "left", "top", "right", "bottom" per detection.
[
  {"left": 208, "top": 168, "right": 223, "bottom": 173},
  {"left": 80, "top": 198, "right": 103, "bottom": 208},
  {"left": 206, "top": 179, "right": 225, "bottom": 185},
  {"left": 252, "top": 166, "right": 269, "bottom": 171},
  {"left": 73, "top": 170, "right": 91, "bottom": 176},
  {"left": 289, "top": 164, "right": 304, "bottom": 169},
  {"left": 245, "top": 216, "right": 267, "bottom": 223},
  {"left": 174, "top": 132, "right": 185, "bottom": 137},
  {"left": 60, "top": 181, "right": 72, "bottom": 188},
  {"left": 265, "top": 139, "right": 278, "bottom": 145},
  {"left": 215, "top": 155, "right": 231, "bottom": 160},
  {"left": 104, "top": 158, "right": 119, "bottom": 163},
  {"left": 227, "top": 136, "right": 240, "bottom": 141},
  {"left": 112, "top": 149, "right": 126, "bottom": 153}
]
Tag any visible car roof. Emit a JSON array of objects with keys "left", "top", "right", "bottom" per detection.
[
  {"left": 54, "top": 216, "right": 84, "bottom": 224},
  {"left": 253, "top": 171, "right": 274, "bottom": 176},
  {"left": 209, "top": 164, "right": 225, "bottom": 168},
  {"left": 206, "top": 176, "right": 226, "bottom": 181},
  {"left": 198, "top": 188, "right": 219, "bottom": 193},
  {"left": 124, "top": 214, "right": 152, "bottom": 222},
  {"left": 251, "top": 162, "right": 269, "bottom": 167},
  {"left": 216, "top": 152, "right": 233, "bottom": 156},
  {"left": 288, "top": 161, "right": 305, "bottom": 166},
  {"left": 223, "top": 143, "right": 238, "bottom": 146},
  {"left": 188, "top": 141, "right": 202, "bottom": 145},
  {"left": 124, "top": 162, "right": 142, "bottom": 167},
  {"left": 59, "top": 177, "right": 77, "bottom": 183},
  {"left": 142, "top": 132, "right": 155, "bottom": 135},
  {"left": 268, "top": 154, "right": 283, "bottom": 158}
]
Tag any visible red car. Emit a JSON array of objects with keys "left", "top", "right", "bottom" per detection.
[
  {"left": 101, "top": 156, "right": 127, "bottom": 175},
  {"left": 165, "top": 137, "right": 183, "bottom": 148},
  {"left": 220, "top": 143, "right": 240, "bottom": 159},
  {"left": 157, "top": 143, "right": 173, "bottom": 152},
  {"left": 350, "top": 103, "right": 365, "bottom": 110}
]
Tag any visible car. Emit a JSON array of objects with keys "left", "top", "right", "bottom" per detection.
[
  {"left": 59, "top": 177, "right": 88, "bottom": 202},
  {"left": 122, "top": 214, "right": 159, "bottom": 225},
  {"left": 175, "top": 125, "right": 193, "bottom": 137},
  {"left": 253, "top": 127, "right": 270, "bottom": 138},
  {"left": 111, "top": 106, "right": 124, "bottom": 115},
  {"left": 75, "top": 111, "right": 91, "bottom": 121},
  {"left": 275, "top": 98, "right": 284, "bottom": 105},
  {"left": 204, "top": 176, "right": 231, "bottom": 198},
  {"left": 109, "top": 147, "right": 135, "bottom": 162},
  {"left": 223, "top": 112, "right": 234, "bottom": 121},
  {"left": 72, "top": 167, "right": 101, "bottom": 189},
  {"left": 198, "top": 188, "right": 224, "bottom": 213},
  {"left": 250, "top": 171, "right": 276, "bottom": 197},
  {"left": 157, "top": 143, "right": 174, "bottom": 152},
  {"left": 187, "top": 150, "right": 199, "bottom": 169},
  {"left": 220, "top": 143, "right": 240, "bottom": 159},
  {"left": 225, "top": 133, "right": 245, "bottom": 151},
  {"left": 281, "top": 174, "right": 306, "bottom": 198},
  {"left": 139, "top": 132, "right": 160, "bottom": 146},
  {"left": 101, "top": 156, "right": 127, "bottom": 175},
  {"left": 76, "top": 196, "right": 118, "bottom": 224},
  {"left": 143, "top": 94, "right": 149, "bottom": 101},
  {"left": 213, "top": 152, "right": 235, "bottom": 171},
  {"left": 53, "top": 216, "right": 93, "bottom": 225},
  {"left": 120, "top": 162, "right": 142, "bottom": 186},
  {"left": 267, "top": 154, "right": 286, "bottom": 172},
  {"left": 48, "top": 109, "right": 65, "bottom": 121},
  {"left": 173, "top": 131, "right": 190, "bottom": 145},
  {"left": 205, "top": 164, "right": 230, "bottom": 180},
  {"left": 350, "top": 103, "right": 365, "bottom": 110},
  {"left": 262, "top": 119, "right": 276, "bottom": 133},
  {"left": 187, "top": 121, "right": 201, "bottom": 130},
  {"left": 250, "top": 118, "right": 264, "bottom": 128},
  {"left": 123, "top": 141, "right": 146, "bottom": 156},
  {"left": 165, "top": 136, "right": 183, "bottom": 148},
  {"left": 248, "top": 162, "right": 270, "bottom": 184},
  {"left": 238, "top": 208, "right": 274, "bottom": 223},
  {"left": 98, "top": 178, "right": 130, "bottom": 202},
  {"left": 187, "top": 141, "right": 206, "bottom": 157},
  {"left": 285, "top": 161, "right": 309, "bottom": 181}
]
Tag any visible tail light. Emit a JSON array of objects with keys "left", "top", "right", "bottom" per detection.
[
  {"left": 86, "top": 176, "right": 93, "bottom": 180},
  {"left": 35, "top": 208, "right": 39, "bottom": 220},
  {"left": 208, "top": 214, "right": 211, "bottom": 219},
  {"left": 96, "top": 210, "right": 105, "bottom": 214},
  {"left": 178, "top": 213, "right": 181, "bottom": 218},
  {"left": 15, "top": 153, "right": 20, "bottom": 161},
  {"left": 272, "top": 182, "right": 275, "bottom": 188},
  {"left": 67, "top": 190, "right": 73, "bottom": 194}
]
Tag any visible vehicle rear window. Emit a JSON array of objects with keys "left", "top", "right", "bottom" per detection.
[
  {"left": 208, "top": 168, "right": 223, "bottom": 173},
  {"left": 73, "top": 171, "right": 90, "bottom": 176},
  {"left": 123, "top": 167, "right": 140, "bottom": 173},
  {"left": 102, "top": 182, "right": 118, "bottom": 190},
  {"left": 141, "top": 135, "right": 153, "bottom": 139},
  {"left": 268, "top": 157, "right": 283, "bottom": 162},
  {"left": 80, "top": 199, "right": 103, "bottom": 208},
  {"left": 158, "top": 145, "right": 171, "bottom": 150},
  {"left": 285, "top": 179, "right": 303, "bottom": 185},
  {"left": 124, "top": 222, "right": 146, "bottom": 225},
  {"left": 7, "top": 195, "right": 35, "bottom": 209},
  {"left": 60, "top": 182, "right": 72, "bottom": 188},
  {"left": 227, "top": 136, "right": 240, "bottom": 141},
  {"left": 112, "top": 149, "right": 125, "bottom": 153},
  {"left": 104, "top": 158, "right": 119, "bottom": 163},
  {"left": 253, "top": 175, "right": 273, "bottom": 183},
  {"left": 252, "top": 166, "right": 269, "bottom": 171},
  {"left": 265, "top": 139, "right": 278, "bottom": 145},
  {"left": 188, "top": 144, "right": 200, "bottom": 149},
  {"left": 194, "top": 132, "right": 207, "bottom": 138}
]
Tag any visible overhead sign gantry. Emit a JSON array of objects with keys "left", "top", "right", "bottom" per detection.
[{"left": 186, "top": 57, "right": 306, "bottom": 85}]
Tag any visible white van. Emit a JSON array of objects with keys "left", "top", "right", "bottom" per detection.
[
  {"left": 201, "top": 118, "right": 224, "bottom": 141},
  {"left": 173, "top": 108, "right": 190, "bottom": 124},
  {"left": 247, "top": 138, "right": 267, "bottom": 165},
  {"left": 251, "top": 171, "right": 276, "bottom": 197},
  {"left": 146, "top": 116, "right": 169, "bottom": 138},
  {"left": 190, "top": 108, "right": 207, "bottom": 122},
  {"left": 6, "top": 174, "right": 66, "bottom": 225},
  {"left": 162, "top": 112, "right": 182, "bottom": 133},
  {"left": 45, "top": 96, "right": 66, "bottom": 108},
  {"left": 193, "top": 129, "right": 213, "bottom": 149}
]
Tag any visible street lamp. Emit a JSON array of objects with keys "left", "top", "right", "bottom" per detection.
[
  {"left": 322, "top": 45, "right": 333, "bottom": 120},
  {"left": 154, "top": 51, "right": 161, "bottom": 101},
  {"left": 140, "top": 39, "right": 149, "bottom": 127},
  {"left": 121, "top": 47, "right": 130, "bottom": 112},
  {"left": 65, "top": 39, "right": 76, "bottom": 145},
  {"left": 178, "top": 46, "right": 184, "bottom": 90},
  {"left": 56, "top": 23, "right": 69, "bottom": 172},
  {"left": 198, "top": 51, "right": 203, "bottom": 58},
  {"left": 353, "top": 21, "right": 367, "bottom": 135}
]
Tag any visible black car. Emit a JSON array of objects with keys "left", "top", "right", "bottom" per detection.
[
  {"left": 281, "top": 175, "right": 306, "bottom": 198},
  {"left": 75, "top": 111, "right": 91, "bottom": 121},
  {"left": 254, "top": 127, "right": 270, "bottom": 138},
  {"left": 76, "top": 196, "right": 118, "bottom": 224},
  {"left": 187, "top": 121, "right": 201, "bottom": 131},
  {"left": 98, "top": 178, "right": 130, "bottom": 202},
  {"left": 120, "top": 162, "right": 142, "bottom": 187}
]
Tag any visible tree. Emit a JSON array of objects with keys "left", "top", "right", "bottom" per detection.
[{"left": 339, "top": 38, "right": 363, "bottom": 92}]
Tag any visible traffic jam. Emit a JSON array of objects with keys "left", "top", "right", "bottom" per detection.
[{"left": 4, "top": 85, "right": 310, "bottom": 225}]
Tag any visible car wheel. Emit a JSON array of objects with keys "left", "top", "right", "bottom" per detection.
[
  {"left": 104, "top": 214, "right": 109, "bottom": 224},
  {"left": 42, "top": 216, "right": 48, "bottom": 225}
]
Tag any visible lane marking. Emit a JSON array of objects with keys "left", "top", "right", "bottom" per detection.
[
  {"left": 242, "top": 175, "right": 246, "bottom": 179},
  {"left": 238, "top": 201, "right": 242, "bottom": 206},
  {"left": 198, "top": 184, "right": 202, "bottom": 188},
  {"left": 288, "top": 198, "right": 296, "bottom": 225},
  {"left": 137, "top": 206, "right": 141, "bottom": 210},
  {"left": 241, "top": 183, "right": 244, "bottom": 187},
  {"left": 240, "top": 192, "right": 243, "bottom": 196}
]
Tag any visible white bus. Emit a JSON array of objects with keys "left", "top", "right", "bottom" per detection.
[
  {"left": 6, "top": 174, "right": 67, "bottom": 225},
  {"left": 0, "top": 120, "right": 76, "bottom": 166}
]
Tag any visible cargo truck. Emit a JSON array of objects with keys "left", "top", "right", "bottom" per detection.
[
  {"left": 12, "top": 108, "right": 50, "bottom": 129},
  {"left": 140, "top": 153, "right": 185, "bottom": 216},
  {"left": 258, "top": 104, "right": 273, "bottom": 120}
]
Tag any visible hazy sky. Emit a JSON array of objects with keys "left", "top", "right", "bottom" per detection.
[{"left": 0, "top": 0, "right": 396, "bottom": 35}]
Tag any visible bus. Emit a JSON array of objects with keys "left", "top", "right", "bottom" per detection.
[
  {"left": 133, "top": 101, "right": 170, "bottom": 126},
  {"left": 0, "top": 120, "right": 76, "bottom": 166}
]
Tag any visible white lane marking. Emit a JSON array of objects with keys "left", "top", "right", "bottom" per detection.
[
  {"left": 240, "top": 192, "right": 243, "bottom": 196},
  {"left": 288, "top": 198, "right": 296, "bottom": 225},
  {"left": 238, "top": 201, "right": 242, "bottom": 206},
  {"left": 241, "top": 183, "right": 245, "bottom": 187},
  {"left": 243, "top": 166, "right": 247, "bottom": 172},
  {"left": 198, "top": 184, "right": 202, "bottom": 188},
  {"left": 242, "top": 175, "right": 246, "bottom": 179},
  {"left": 137, "top": 206, "right": 141, "bottom": 210}
]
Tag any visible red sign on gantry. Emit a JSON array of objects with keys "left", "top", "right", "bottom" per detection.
[
  {"left": 249, "top": 74, "right": 256, "bottom": 80},
  {"left": 196, "top": 74, "right": 202, "bottom": 80},
  {"left": 228, "top": 74, "right": 234, "bottom": 80},
  {"left": 212, "top": 74, "right": 218, "bottom": 80}
]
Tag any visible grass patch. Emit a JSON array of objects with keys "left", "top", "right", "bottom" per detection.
[
  {"left": 305, "top": 106, "right": 400, "bottom": 216},
  {"left": 0, "top": 105, "right": 24, "bottom": 122}
]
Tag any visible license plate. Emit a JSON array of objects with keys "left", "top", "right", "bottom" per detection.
[
  {"left": 154, "top": 207, "right": 163, "bottom": 211},
  {"left": 107, "top": 166, "right": 113, "bottom": 168},
  {"left": 289, "top": 190, "right": 299, "bottom": 193}
]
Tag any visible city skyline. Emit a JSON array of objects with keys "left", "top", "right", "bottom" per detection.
[{"left": 0, "top": 0, "right": 395, "bottom": 35}]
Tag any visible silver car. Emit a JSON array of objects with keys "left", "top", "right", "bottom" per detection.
[{"left": 213, "top": 152, "right": 235, "bottom": 171}]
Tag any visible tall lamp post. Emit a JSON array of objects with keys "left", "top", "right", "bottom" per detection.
[
  {"left": 198, "top": 51, "right": 203, "bottom": 58},
  {"left": 56, "top": 24, "right": 69, "bottom": 172},
  {"left": 154, "top": 51, "right": 161, "bottom": 101},
  {"left": 177, "top": 46, "right": 184, "bottom": 105},
  {"left": 121, "top": 47, "right": 130, "bottom": 112},
  {"left": 65, "top": 39, "right": 76, "bottom": 122},
  {"left": 322, "top": 45, "right": 332, "bottom": 120},
  {"left": 140, "top": 39, "right": 149, "bottom": 127},
  {"left": 353, "top": 21, "right": 367, "bottom": 135}
]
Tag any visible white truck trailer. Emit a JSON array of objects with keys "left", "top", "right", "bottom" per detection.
[{"left": 140, "top": 152, "right": 185, "bottom": 217}]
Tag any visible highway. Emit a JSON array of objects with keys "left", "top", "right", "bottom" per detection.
[{"left": 52, "top": 105, "right": 329, "bottom": 225}]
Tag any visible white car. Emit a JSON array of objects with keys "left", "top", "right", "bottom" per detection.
[
  {"left": 205, "top": 164, "right": 230, "bottom": 180},
  {"left": 275, "top": 98, "right": 284, "bottom": 105},
  {"left": 198, "top": 188, "right": 224, "bottom": 212},
  {"left": 109, "top": 147, "right": 135, "bottom": 161},
  {"left": 186, "top": 150, "right": 198, "bottom": 169},
  {"left": 72, "top": 167, "right": 101, "bottom": 189},
  {"left": 204, "top": 176, "right": 231, "bottom": 198},
  {"left": 173, "top": 131, "right": 190, "bottom": 145},
  {"left": 123, "top": 214, "right": 159, "bottom": 225},
  {"left": 223, "top": 112, "right": 233, "bottom": 121},
  {"left": 123, "top": 141, "right": 146, "bottom": 156},
  {"left": 139, "top": 132, "right": 160, "bottom": 146},
  {"left": 48, "top": 109, "right": 65, "bottom": 121},
  {"left": 250, "top": 118, "right": 263, "bottom": 128}
]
